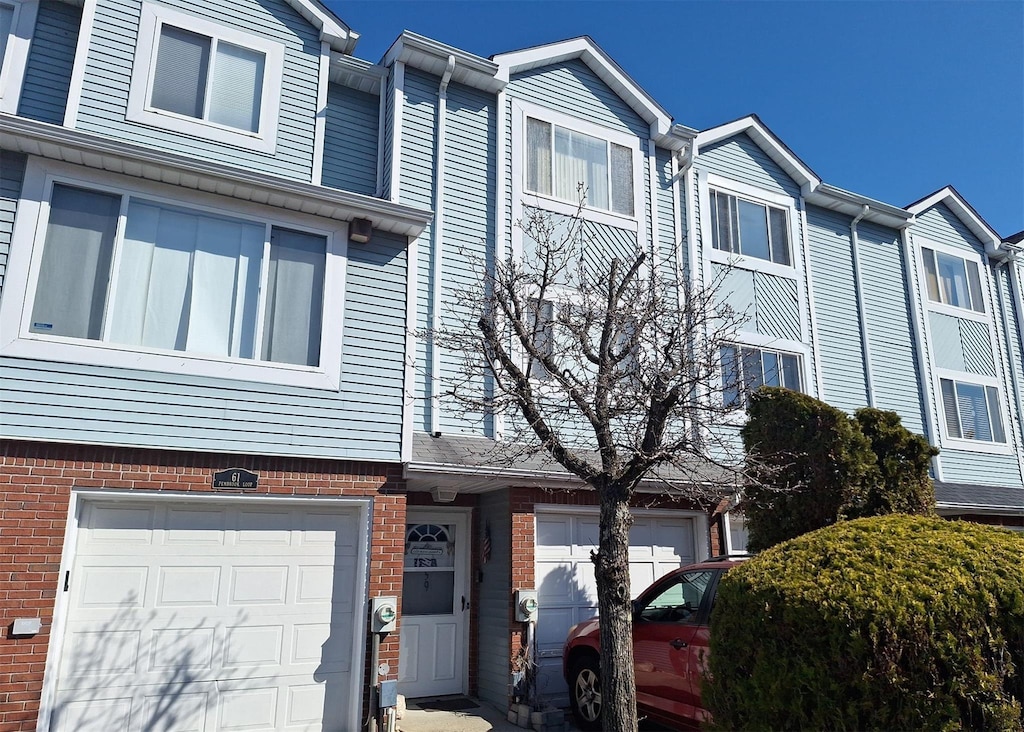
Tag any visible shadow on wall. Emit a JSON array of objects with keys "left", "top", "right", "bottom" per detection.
[
  {"left": 48, "top": 598, "right": 256, "bottom": 732},
  {"left": 532, "top": 563, "right": 597, "bottom": 707}
]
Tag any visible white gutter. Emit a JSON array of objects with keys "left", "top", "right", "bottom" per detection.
[
  {"left": 429, "top": 56, "right": 456, "bottom": 437},
  {"left": 493, "top": 88, "right": 507, "bottom": 440},
  {"left": 900, "top": 226, "right": 944, "bottom": 481},
  {"left": 849, "top": 205, "right": 875, "bottom": 406},
  {"left": 1000, "top": 257, "right": 1024, "bottom": 482}
]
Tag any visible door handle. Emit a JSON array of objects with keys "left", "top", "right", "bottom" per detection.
[
  {"left": 670, "top": 638, "right": 687, "bottom": 650},
  {"left": 461, "top": 595, "right": 466, "bottom": 611}
]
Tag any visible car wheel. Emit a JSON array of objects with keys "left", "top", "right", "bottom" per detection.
[{"left": 568, "top": 657, "right": 602, "bottom": 731}]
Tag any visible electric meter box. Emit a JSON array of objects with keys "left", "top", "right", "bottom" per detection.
[
  {"left": 515, "top": 589, "right": 539, "bottom": 621},
  {"left": 371, "top": 596, "right": 398, "bottom": 633}
]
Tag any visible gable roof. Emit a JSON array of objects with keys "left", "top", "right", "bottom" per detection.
[
  {"left": 492, "top": 37, "right": 695, "bottom": 150},
  {"left": 906, "top": 186, "right": 1002, "bottom": 255},
  {"left": 696, "top": 114, "right": 821, "bottom": 195},
  {"left": 284, "top": 0, "right": 358, "bottom": 54},
  {"left": 382, "top": 31, "right": 504, "bottom": 94}
]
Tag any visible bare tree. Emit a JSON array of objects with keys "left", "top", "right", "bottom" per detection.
[{"left": 432, "top": 198, "right": 747, "bottom": 731}]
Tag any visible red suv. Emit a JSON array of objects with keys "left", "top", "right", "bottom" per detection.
[{"left": 562, "top": 557, "right": 746, "bottom": 730}]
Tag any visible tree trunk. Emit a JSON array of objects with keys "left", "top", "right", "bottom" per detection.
[{"left": 595, "top": 489, "right": 637, "bottom": 732}]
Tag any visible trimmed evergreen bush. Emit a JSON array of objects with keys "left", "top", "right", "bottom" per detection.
[
  {"left": 854, "top": 407, "right": 937, "bottom": 516},
  {"left": 705, "top": 515, "right": 1024, "bottom": 731}
]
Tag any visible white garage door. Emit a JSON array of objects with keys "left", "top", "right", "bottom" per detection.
[
  {"left": 533, "top": 508, "right": 700, "bottom": 707},
  {"left": 47, "top": 498, "right": 365, "bottom": 732}
]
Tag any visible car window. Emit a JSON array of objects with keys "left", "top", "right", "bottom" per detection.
[{"left": 637, "top": 570, "right": 714, "bottom": 624}]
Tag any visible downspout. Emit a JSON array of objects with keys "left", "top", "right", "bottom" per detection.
[
  {"left": 429, "top": 56, "right": 456, "bottom": 437},
  {"left": 900, "top": 226, "right": 944, "bottom": 481},
  {"left": 998, "top": 254, "right": 1024, "bottom": 484},
  {"left": 849, "top": 205, "right": 875, "bottom": 406},
  {"left": 375, "top": 69, "right": 387, "bottom": 198}
]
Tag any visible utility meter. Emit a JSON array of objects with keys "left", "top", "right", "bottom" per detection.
[
  {"left": 515, "top": 589, "right": 539, "bottom": 621},
  {"left": 371, "top": 596, "right": 398, "bottom": 633}
]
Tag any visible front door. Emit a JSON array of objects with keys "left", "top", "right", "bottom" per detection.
[{"left": 398, "top": 511, "right": 469, "bottom": 698}]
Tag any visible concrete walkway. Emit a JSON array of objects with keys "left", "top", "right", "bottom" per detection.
[{"left": 398, "top": 698, "right": 564, "bottom": 732}]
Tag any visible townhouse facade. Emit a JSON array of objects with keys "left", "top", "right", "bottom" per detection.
[{"left": 0, "top": 1, "right": 1020, "bottom": 730}]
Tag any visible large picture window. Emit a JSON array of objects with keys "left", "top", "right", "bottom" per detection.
[
  {"left": 128, "top": 4, "right": 283, "bottom": 151},
  {"left": 709, "top": 190, "right": 791, "bottom": 266},
  {"left": 526, "top": 116, "right": 634, "bottom": 216},
  {"left": 28, "top": 183, "right": 326, "bottom": 368},
  {"left": 720, "top": 344, "right": 802, "bottom": 407},
  {"left": 921, "top": 247, "right": 985, "bottom": 313},
  {"left": 940, "top": 378, "right": 1005, "bottom": 443}
]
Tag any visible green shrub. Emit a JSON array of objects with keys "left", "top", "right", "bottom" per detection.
[
  {"left": 854, "top": 407, "right": 937, "bottom": 516},
  {"left": 705, "top": 515, "right": 1024, "bottom": 731}
]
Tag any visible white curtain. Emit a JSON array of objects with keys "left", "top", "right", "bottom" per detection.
[
  {"left": 109, "top": 201, "right": 263, "bottom": 358},
  {"left": 526, "top": 118, "right": 551, "bottom": 196},
  {"left": 609, "top": 143, "right": 633, "bottom": 215},
  {"left": 261, "top": 228, "right": 326, "bottom": 367},
  {"left": 209, "top": 41, "right": 264, "bottom": 132},
  {"left": 554, "top": 127, "right": 608, "bottom": 209},
  {"left": 30, "top": 185, "right": 120, "bottom": 340}
]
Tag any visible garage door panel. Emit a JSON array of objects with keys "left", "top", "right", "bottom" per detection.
[
  {"left": 536, "top": 515, "right": 571, "bottom": 550},
  {"left": 51, "top": 499, "right": 365, "bottom": 732}
]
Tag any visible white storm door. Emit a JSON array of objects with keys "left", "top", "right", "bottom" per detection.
[{"left": 398, "top": 511, "right": 469, "bottom": 698}]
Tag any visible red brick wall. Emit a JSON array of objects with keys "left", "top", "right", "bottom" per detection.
[{"left": 0, "top": 440, "right": 407, "bottom": 731}]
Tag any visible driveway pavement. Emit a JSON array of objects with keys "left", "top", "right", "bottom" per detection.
[{"left": 398, "top": 698, "right": 541, "bottom": 732}]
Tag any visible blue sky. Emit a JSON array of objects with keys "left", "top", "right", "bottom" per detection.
[{"left": 328, "top": 1, "right": 1023, "bottom": 236}]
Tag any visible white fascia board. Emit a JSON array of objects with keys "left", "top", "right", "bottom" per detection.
[
  {"left": 284, "top": 0, "right": 358, "bottom": 54},
  {"left": 382, "top": 32, "right": 503, "bottom": 93},
  {"left": 0, "top": 113, "right": 432, "bottom": 236},
  {"left": 696, "top": 116, "right": 821, "bottom": 193},
  {"left": 806, "top": 183, "right": 913, "bottom": 230},
  {"left": 906, "top": 186, "right": 1003, "bottom": 256},
  {"left": 329, "top": 53, "right": 387, "bottom": 94},
  {"left": 493, "top": 37, "right": 674, "bottom": 135}
]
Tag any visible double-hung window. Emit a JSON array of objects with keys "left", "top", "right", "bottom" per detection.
[
  {"left": 0, "top": 0, "right": 37, "bottom": 113},
  {"left": 128, "top": 4, "right": 283, "bottom": 152},
  {"left": 526, "top": 117, "right": 635, "bottom": 216},
  {"left": 720, "top": 344, "right": 802, "bottom": 408},
  {"left": 940, "top": 378, "right": 1006, "bottom": 443},
  {"left": 921, "top": 247, "right": 985, "bottom": 313},
  {"left": 709, "top": 190, "right": 791, "bottom": 266}
]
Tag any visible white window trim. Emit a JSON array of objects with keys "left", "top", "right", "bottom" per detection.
[
  {"left": 932, "top": 368, "right": 1012, "bottom": 454},
  {"left": 511, "top": 98, "right": 644, "bottom": 232},
  {"left": 127, "top": 3, "right": 284, "bottom": 153},
  {"left": 0, "top": 158, "right": 347, "bottom": 390},
  {"left": 703, "top": 173, "right": 801, "bottom": 280},
  {"left": 916, "top": 236, "right": 990, "bottom": 322},
  {"left": 722, "top": 510, "right": 749, "bottom": 556},
  {"left": 0, "top": 0, "right": 37, "bottom": 113},
  {"left": 718, "top": 335, "right": 811, "bottom": 424}
]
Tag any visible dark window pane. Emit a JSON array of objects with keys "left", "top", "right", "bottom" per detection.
[
  {"left": 922, "top": 248, "right": 941, "bottom": 302},
  {"left": 769, "top": 207, "right": 790, "bottom": 265},
  {"left": 151, "top": 25, "right": 210, "bottom": 119},
  {"left": 262, "top": 228, "right": 326, "bottom": 366},
  {"left": 986, "top": 386, "right": 1005, "bottom": 443},
  {"left": 966, "top": 260, "right": 985, "bottom": 313},
  {"left": 940, "top": 379, "right": 961, "bottom": 438},
  {"left": 720, "top": 345, "right": 740, "bottom": 407},
  {"left": 738, "top": 199, "right": 770, "bottom": 261}
]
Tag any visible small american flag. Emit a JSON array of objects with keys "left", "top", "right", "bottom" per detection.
[{"left": 481, "top": 521, "right": 492, "bottom": 565}]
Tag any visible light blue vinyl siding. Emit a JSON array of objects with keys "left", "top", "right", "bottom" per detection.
[
  {"left": 912, "top": 203, "right": 986, "bottom": 256},
  {"left": 0, "top": 152, "right": 26, "bottom": 295},
  {"left": 698, "top": 133, "right": 801, "bottom": 199},
  {"left": 476, "top": 490, "right": 512, "bottom": 707},
  {"left": 17, "top": 0, "right": 80, "bottom": 125},
  {"left": 74, "top": 0, "right": 320, "bottom": 180},
  {"left": 806, "top": 205, "right": 869, "bottom": 411},
  {"left": 437, "top": 82, "right": 496, "bottom": 434},
  {"left": 0, "top": 230, "right": 409, "bottom": 461},
  {"left": 322, "top": 83, "right": 379, "bottom": 196},
  {"left": 656, "top": 147, "right": 677, "bottom": 278},
  {"left": 939, "top": 449, "right": 1023, "bottom": 487},
  {"left": 713, "top": 265, "right": 800, "bottom": 342},
  {"left": 507, "top": 59, "right": 648, "bottom": 138},
  {"left": 1001, "top": 265, "right": 1024, "bottom": 450},
  {"left": 930, "top": 312, "right": 967, "bottom": 371},
  {"left": 856, "top": 221, "right": 925, "bottom": 434},
  {"left": 382, "top": 68, "right": 395, "bottom": 200}
]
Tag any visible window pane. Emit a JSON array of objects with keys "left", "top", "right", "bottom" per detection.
[
  {"left": 0, "top": 4, "right": 14, "bottom": 71},
  {"left": 940, "top": 378, "right": 961, "bottom": 438},
  {"left": 769, "top": 207, "right": 790, "bottom": 265},
  {"left": 761, "top": 350, "right": 781, "bottom": 387},
  {"left": 610, "top": 143, "right": 633, "bottom": 215},
  {"left": 986, "top": 386, "right": 1005, "bottom": 443},
  {"left": 110, "top": 201, "right": 264, "bottom": 358},
  {"left": 208, "top": 42, "right": 264, "bottom": 132},
  {"left": 261, "top": 228, "right": 326, "bottom": 366},
  {"left": 714, "top": 192, "right": 735, "bottom": 253},
  {"left": 528, "top": 298, "right": 554, "bottom": 380},
  {"left": 966, "top": 260, "right": 985, "bottom": 313},
  {"left": 741, "top": 347, "right": 764, "bottom": 395},
  {"left": 151, "top": 25, "right": 210, "bottom": 119},
  {"left": 720, "top": 345, "right": 740, "bottom": 407},
  {"left": 956, "top": 381, "right": 989, "bottom": 441},
  {"left": 780, "top": 354, "right": 802, "bottom": 391},
  {"left": 30, "top": 185, "right": 121, "bottom": 340},
  {"left": 922, "top": 248, "right": 941, "bottom": 303},
  {"left": 526, "top": 118, "right": 552, "bottom": 196},
  {"left": 554, "top": 127, "right": 608, "bottom": 209},
  {"left": 937, "top": 251, "right": 970, "bottom": 309},
  {"left": 737, "top": 200, "right": 770, "bottom": 261}
]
